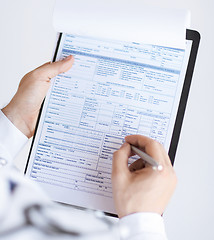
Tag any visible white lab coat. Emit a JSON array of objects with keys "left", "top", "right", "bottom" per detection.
[{"left": 0, "top": 110, "right": 167, "bottom": 240}]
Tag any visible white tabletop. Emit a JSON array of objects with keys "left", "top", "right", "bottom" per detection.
[{"left": 0, "top": 0, "right": 213, "bottom": 239}]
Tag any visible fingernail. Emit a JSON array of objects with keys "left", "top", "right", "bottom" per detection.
[
  {"left": 62, "top": 55, "right": 73, "bottom": 61},
  {"left": 121, "top": 142, "right": 128, "bottom": 148}
]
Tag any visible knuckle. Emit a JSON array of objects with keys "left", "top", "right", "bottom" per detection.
[
  {"left": 148, "top": 138, "right": 161, "bottom": 148},
  {"left": 113, "top": 149, "right": 122, "bottom": 159}
]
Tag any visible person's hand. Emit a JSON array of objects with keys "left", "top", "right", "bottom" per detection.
[
  {"left": 111, "top": 135, "right": 177, "bottom": 218},
  {"left": 2, "top": 56, "right": 74, "bottom": 138}
]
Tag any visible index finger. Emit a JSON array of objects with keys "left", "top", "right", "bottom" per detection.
[{"left": 125, "top": 135, "right": 172, "bottom": 167}]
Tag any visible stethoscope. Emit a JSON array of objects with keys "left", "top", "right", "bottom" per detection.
[{"left": 0, "top": 203, "right": 116, "bottom": 238}]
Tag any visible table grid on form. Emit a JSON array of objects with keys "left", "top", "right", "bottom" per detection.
[{"left": 29, "top": 34, "right": 185, "bottom": 200}]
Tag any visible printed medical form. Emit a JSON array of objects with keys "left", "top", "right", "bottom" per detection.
[{"left": 26, "top": 34, "right": 192, "bottom": 214}]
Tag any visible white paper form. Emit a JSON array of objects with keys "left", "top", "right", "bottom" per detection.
[
  {"left": 53, "top": 0, "right": 191, "bottom": 49},
  {"left": 26, "top": 34, "right": 192, "bottom": 214}
]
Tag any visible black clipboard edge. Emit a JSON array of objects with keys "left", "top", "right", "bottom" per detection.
[{"left": 168, "top": 29, "right": 201, "bottom": 165}]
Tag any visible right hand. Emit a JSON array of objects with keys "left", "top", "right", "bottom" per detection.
[{"left": 111, "top": 135, "right": 177, "bottom": 218}]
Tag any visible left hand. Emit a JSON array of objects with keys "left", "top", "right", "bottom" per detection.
[{"left": 2, "top": 55, "right": 74, "bottom": 138}]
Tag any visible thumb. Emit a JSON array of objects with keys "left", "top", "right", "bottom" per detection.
[
  {"left": 112, "top": 142, "right": 131, "bottom": 180},
  {"left": 34, "top": 55, "right": 75, "bottom": 80}
]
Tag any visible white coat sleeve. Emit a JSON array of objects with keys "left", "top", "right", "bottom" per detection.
[
  {"left": 0, "top": 110, "right": 28, "bottom": 165},
  {"left": 118, "top": 212, "right": 168, "bottom": 240}
]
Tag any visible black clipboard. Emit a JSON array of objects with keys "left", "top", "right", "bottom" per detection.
[
  {"left": 26, "top": 29, "right": 200, "bottom": 168},
  {"left": 25, "top": 29, "right": 200, "bottom": 217},
  {"left": 168, "top": 29, "right": 200, "bottom": 164}
]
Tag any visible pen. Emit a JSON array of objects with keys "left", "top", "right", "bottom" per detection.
[{"left": 131, "top": 145, "right": 163, "bottom": 171}]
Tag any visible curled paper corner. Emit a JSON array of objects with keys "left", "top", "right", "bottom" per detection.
[{"left": 53, "top": 0, "right": 191, "bottom": 49}]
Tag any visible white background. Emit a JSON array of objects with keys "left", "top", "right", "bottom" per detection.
[{"left": 0, "top": 0, "right": 213, "bottom": 239}]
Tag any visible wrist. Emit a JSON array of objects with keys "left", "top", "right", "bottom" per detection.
[{"left": 2, "top": 103, "right": 32, "bottom": 138}]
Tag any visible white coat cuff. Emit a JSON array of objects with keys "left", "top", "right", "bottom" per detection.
[
  {"left": 118, "top": 212, "right": 167, "bottom": 239},
  {"left": 0, "top": 110, "right": 28, "bottom": 159}
]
